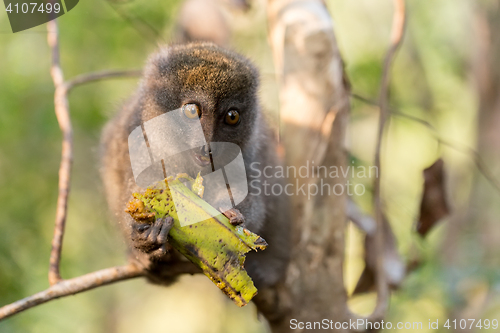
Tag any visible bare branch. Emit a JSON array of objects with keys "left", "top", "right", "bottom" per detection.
[
  {"left": 46, "top": 20, "right": 142, "bottom": 287},
  {"left": 347, "top": 198, "right": 376, "bottom": 235},
  {"left": 0, "top": 264, "right": 145, "bottom": 321},
  {"left": 65, "top": 69, "right": 142, "bottom": 93},
  {"left": 371, "top": 0, "right": 406, "bottom": 322},
  {"left": 0, "top": 16, "right": 194, "bottom": 323},
  {"left": 391, "top": 113, "right": 500, "bottom": 194},
  {"left": 47, "top": 19, "right": 72, "bottom": 286},
  {"left": 352, "top": 93, "right": 500, "bottom": 194}
]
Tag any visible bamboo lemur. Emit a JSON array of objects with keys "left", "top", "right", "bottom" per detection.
[{"left": 100, "top": 42, "right": 290, "bottom": 289}]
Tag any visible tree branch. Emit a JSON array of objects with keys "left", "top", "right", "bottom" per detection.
[
  {"left": 65, "top": 69, "right": 142, "bottom": 93},
  {"left": 370, "top": 0, "right": 406, "bottom": 322},
  {"left": 47, "top": 19, "right": 72, "bottom": 286},
  {"left": 352, "top": 93, "right": 500, "bottom": 194},
  {"left": 0, "top": 20, "right": 151, "bottom": 322},
  {"left": 0, "top": 264, "right": 145, "bottom": 320},
  {"left": 46, "top": 18, "right": 143, "bottom": 286}
]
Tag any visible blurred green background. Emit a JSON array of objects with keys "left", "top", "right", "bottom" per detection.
[{"left": 1, "top": 0, "right": 499, "bottom": 332}]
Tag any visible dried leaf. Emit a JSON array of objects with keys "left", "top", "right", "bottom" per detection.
[{"left": 416, "top": 158, "right": 450, "bottom": 237}]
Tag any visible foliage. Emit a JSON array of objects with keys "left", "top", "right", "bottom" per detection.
[{"left": 0, "top": 0, "right": 498, "bottom": 332}]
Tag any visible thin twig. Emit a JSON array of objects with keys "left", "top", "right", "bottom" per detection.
[
  {"left": 0, "top": 16, "right": 198, "bottom": 323},
  {"left": 351, "top": 93, "right": 500, "bottom": 193},
  {"left": 351, "top": 93, "right": 377, "bottom": 106},
  {"left": 346, "top": 198, "right": 376, "bottom": 235},
  {"left": 370, "top": 0, "right": 406, "bottom": 322},
  {"left": 102, "top": 0, "right": 164, "bottom": 45},
  {"left": 47, "top": 19, "right": 72, "bottom": 286},
  {"left": 46, "top": 24, "right": 141, "bottom": 287},
  {"left": 65, "top": 69, "right": 142, "bottom": 93},
  {"left": 391, "top": 112, "right": 500, "bottom": 193},
  {"left": 0, "top": 264, "right": 145, "bottom": 320}
]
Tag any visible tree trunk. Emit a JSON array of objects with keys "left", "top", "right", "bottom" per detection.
[{"left": 256, "top": 1, "right": 351, "bottom": 331}]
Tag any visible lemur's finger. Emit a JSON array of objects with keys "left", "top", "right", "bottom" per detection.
[
  {"left": 157, "top": 217, "right": 174, "bottom": 243},
  {"left": 220, "top": 207, "right": 245, "bottom": 226}
]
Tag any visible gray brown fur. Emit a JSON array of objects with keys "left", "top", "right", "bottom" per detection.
[{"left": 100, "top": 42, "right": 290, "bottom": 288}]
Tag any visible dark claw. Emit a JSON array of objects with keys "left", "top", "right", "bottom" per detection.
[
  {"left": 254, "top": 236, "right": 268, "bottom": 246},
  {"left": 131, "top": 216, "right": 174, "bottom": 254},
  {"left": 220, "top": 207, "right": 245, "bottom": 226}
]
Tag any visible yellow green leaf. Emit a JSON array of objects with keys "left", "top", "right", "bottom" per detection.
[{"left": 126, "top": 175, "right": 266, "bottom": 307}]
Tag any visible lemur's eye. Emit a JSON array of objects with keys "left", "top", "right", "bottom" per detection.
[
  {"left": 225, "top": 110, "right": 240, "bottom": 125},
  {"left": 182, "top": 103, "right": 201, "bottom": 119}
]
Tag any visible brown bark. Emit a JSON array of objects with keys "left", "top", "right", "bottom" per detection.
[
  {"left": 0, "top": 265, "right": 145, "bottom": 320},
  {"left": 261, "top": 0, "right": 351, "bottom": 331}
]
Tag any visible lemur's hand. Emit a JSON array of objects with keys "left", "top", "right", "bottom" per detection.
[{"left": 131, "top": 216, "right": 174, "bottom": 258}]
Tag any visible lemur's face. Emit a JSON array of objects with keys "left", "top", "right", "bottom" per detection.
[{"left": 138, "top": 43, "right": 260, "bottom": 177}]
